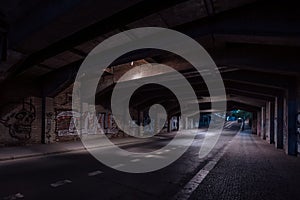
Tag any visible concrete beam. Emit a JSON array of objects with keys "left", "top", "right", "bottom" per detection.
[
  {"left": 10, "top": 0, "right": 192, "bottom": 76},
  {"left": 227, "top": 89, "right": 275, "bottom": 102},
  {"left": 225, "top": 81, "right": 285, "bottom": 97},
  {"left": 227, "top": 101, "right": 261, "bottom": 113},
  {"left": 222, "top": 70, "right": 292, "bottom": 89}
]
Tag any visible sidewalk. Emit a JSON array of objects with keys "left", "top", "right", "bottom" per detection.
[
  {"left": 190, "top": 129, "right": 300, "bottom": 200},
  {"left": 0, "top": 135, "right": 159, "bottom": 162},
  {"left": 0, "top": 130, "right": 199, "bottom": 162}
]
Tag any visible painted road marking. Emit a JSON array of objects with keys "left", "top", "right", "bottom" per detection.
[
  {"left": 50, "top": 179, "right": 72, "bottom": 188},
  {"left": 88, "top": 170, "right": 103, "bottom": 176},
  {"left": 112, "top": 164, "right": 125, "bottom": 168},
  {"left": 173, "top": 162, "right": 215, "bottom": 200},
  {"left": 3, "top": 193, "right": 24, "bottom": 200},
  {"left": 131, "top": 159, "right": 140, "bottom": 162},
  {"left": 173, "top": 130, "right": 239, "bottom": 200}
]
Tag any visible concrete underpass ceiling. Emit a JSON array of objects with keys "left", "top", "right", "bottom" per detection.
[
  {"left": 0, "top": 0, "right": 299, "bottom": 107},
  {"left": 227, "top": 101, "right": 260, "bottom": 113}
]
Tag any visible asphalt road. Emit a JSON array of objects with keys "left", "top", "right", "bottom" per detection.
[{"left": 0, "top": 122, "right": 240, "bottom": 200}]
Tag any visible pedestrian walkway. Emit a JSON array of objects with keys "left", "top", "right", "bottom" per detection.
[{"left": 189, "top": 129, "right": 300, "bottom": 200}]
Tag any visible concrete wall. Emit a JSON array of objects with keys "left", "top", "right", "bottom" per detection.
[
  {"left": 0, "top": 97, "right": 42, "bottom": 146},
  {"left": 44, "top": 84, "right": 121, "bottom": 143},
  {"left": 0, "top": 83, "right": 126, "bottom": 146}
]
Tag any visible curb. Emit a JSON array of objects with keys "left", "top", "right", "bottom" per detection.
[
  {"left": 0, "top": 136, "right": 162, "bottom": 162},
  {"left": 0, "top": 130, "right": 206, "bottom": 162}
]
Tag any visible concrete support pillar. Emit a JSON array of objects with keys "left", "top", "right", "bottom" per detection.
[
  {"left": 252, "top": 112, "right": 257, "bottom": 134},
  {"left": 185, "top": 117, "right": 189, "bottom": 129},
  {"left": 283, "top": 97, "right": 288, "bottom": 153},
  {"left": 179, "top": 116, "right": 183, "bottom": 131},
  {"left": 257, "top": 111, "right": 261, "bottom": 136},
  {"left": 265, "top": 101, "right": 275, "bottom": 144},
  {"left": 261, "top": 107, "right": 266, "bottom": 140},
  {"left": 190, "top": 118, "right": 194, "bottom": 129},
  {"left": 265, "top": 102, "right": 271, "bottom": 142},
  {"left": 44, "top": 97, "right": 55, "bottom": 144},
  {"left": 135, "top": 109, "right": 141, "bottom": 136},
  {"left": 136, "top": 109, "right": 140, "bottom": 125},
  {"left": 275, "top": 96, "right": 284, "bottom": 149},
  {"left": 41, "top": 95, "right": 46, "bottom": 144},
  {"left": 274, "top": 97, "right": 278, "bottom": 145},
  {"left": 28, "top": 97, "right": 42, "bottom": 144},
  {"left": 297, "top": 80, "right": 300, "bottom": 154},
  {"left": 270, "top": 101, "right": 275, "bottom": 144},
  {"left": 122, "top": 106, "right": 128, "bottom": 137},
  {"left": 176, "top": 115, "right": 180, "bottom": 131},
  {"left": 287, "top": 87, "right": 298, "bottom": 155},
  {"left": 139, "top": 111, "right": 144, "bottom": 136},
  {"left": 167, "top": 117, "right": 171, "bottom": 133}
]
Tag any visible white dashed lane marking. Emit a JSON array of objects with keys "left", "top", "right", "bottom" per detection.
[
  {"left": 2, "top": 193, "right": 24, "bottom": 200},
  {"left": 130, "top": 159, "right": 140, "bottom": 162},
  {"left": 88, "top": 170, "right": 103, "bottom": 176},
  {"left": 50, "top": 179, "right": 72, "bottom": 188},
  {"left": 112, "top": 164, "right": 125, "bottom": 168}
]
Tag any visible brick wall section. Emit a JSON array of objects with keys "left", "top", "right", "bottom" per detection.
[
  {"left": 53, "top": 84, "right": 78, "bottom": 142},
  {"left": 0, "top": 81, "right": 151, "bottom": 145},
  {"left": 49, "top": 84, "right": 110, "bottom": 142}
]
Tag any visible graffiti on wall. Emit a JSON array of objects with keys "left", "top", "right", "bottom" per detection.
[
  {"left": 0, "top": 100, "right": 36, "bottom": 140},
  {"left": 171, "top": 116, "right": 178, "bottom": 131},
  {"left": 82, "top": 111, "right": 101, "bottom": 134},
  {"left": 97, "top": 113, "right": 106, "bottom": 133},
  {"left": 55, "top": 110, "right": 80, "bottom": 136},
  {"left": 55, "top": 111, "right": 106, "bottom": 136},
  {"left": 107, "top": 113, "right": 118, "bottom": 134},
  {"left": 54, "top": 111, "right": 119, "bottom": 136}
]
